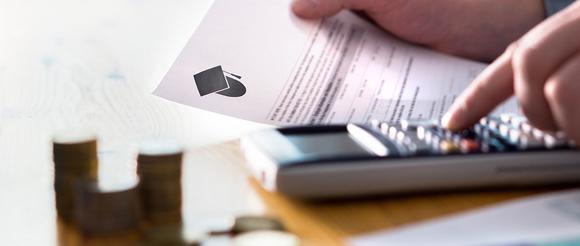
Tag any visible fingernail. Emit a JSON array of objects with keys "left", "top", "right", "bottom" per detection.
[{"left": 291, "top": 0, "right": 319, "bottom": 14}]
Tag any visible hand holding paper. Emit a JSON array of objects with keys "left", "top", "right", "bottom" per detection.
[
  {"left": 154, "top": 0, "right": 518, "bottom": 126},
  {"left": 291, "top": 0, "right": 545, "bottom": 61}
]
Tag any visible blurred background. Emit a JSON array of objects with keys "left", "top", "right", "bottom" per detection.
[{"left": 0, "top": 0, "right": 271, "bottom": 244}]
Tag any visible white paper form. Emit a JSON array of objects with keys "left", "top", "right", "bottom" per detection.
[
  {"left": 154, "top": 0, "right": 518, "bottom": 126},
  {"left": 350, "top": 189, "right": 580, "bottom": 246}
]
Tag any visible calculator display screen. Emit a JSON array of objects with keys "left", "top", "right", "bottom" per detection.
[{"left": 286, "top": 132, "right": 371, "bottom": 158}]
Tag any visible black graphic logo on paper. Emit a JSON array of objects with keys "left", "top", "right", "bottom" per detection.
[{"left": 193, "top": 66, "right": 246, "bottom": 97}]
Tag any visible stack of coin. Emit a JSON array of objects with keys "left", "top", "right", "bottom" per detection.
[
  {"left": 230, "top": 216, "right": 285, "bottom": 235},
  {"left": 53, "top": 132, "right": 98, "bottom": 222},
  {"left": 209, "top": 215, "right": 286, "bottom": 236},
  {"left": 137, "top": 140, "right": 184, "bottom": 224},
  {"left": 75, "top": 177, "right": 142, "bottom": 235},
  {"left": 140, "top": 223, "right": 204, "bottom": 246},
  {"left": 232, "top": 231, "right": 300, "bottom": 246},
  {"left": 228, "top": 216, "right": 299, "bottom": 246}
]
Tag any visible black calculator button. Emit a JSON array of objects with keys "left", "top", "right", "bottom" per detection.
[{"left": 400, "top": 119, "right": 439, "bottom": 131}]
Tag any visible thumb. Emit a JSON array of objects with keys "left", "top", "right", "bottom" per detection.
[{"left": 291, "top": 0, "right": 375, "bottom": 19}]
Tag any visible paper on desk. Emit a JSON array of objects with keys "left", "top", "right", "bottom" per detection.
[
  {"left": 350, "top": 189, "right": 580, "bottom": 246},
  {"left": 154, "top": 0, "right": 518, "bottom": 126}
]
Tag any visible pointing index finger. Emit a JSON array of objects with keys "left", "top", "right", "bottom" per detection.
[{"left": 443, "top": 46, "right": 517, "bottom": 131}]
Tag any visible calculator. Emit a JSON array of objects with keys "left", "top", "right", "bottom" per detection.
[{"left": 241, "top": 114, "right": 580, "bottom": 198}]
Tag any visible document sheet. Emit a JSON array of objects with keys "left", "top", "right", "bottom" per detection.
[
  {"left": 350, "top": 189, "right": 580, "bottom": 246},
  {"left": 154, "top": 0, "right": 518, "bottom": 125}
]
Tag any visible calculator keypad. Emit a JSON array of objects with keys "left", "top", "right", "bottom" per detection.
[{"left": 370, "top": 114, "right": 576, "bottom": 156}]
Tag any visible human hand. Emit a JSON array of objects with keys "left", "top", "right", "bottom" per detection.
[
  {"left": 291, "top": 0, "right": 545, "bottom": 61},
  {"left": 443, "top": 1, "right": 580, "bottom": 143}
]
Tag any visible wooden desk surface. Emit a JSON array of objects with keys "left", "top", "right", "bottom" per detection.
[
  {"left": 0, "top": 133, "right": 562, "bottom": 245},
  {"left": 48, "top": 140, "right": 561, "bottom": 246},
  {"left": 0, "top": 1, "right": 572, "bottom": 245}
]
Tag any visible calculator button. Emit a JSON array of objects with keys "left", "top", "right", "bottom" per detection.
[
  {"left": 400, "top": 119, "right": 438, "bottom": 131},
  {"left": 459, "top": 129, "right": 477, "bottom": 139},
  {"left": 430, "top": 135, "right": 442, "bottom": 149},
  {"left": 499, "top": 124, "right": 511, "bottom": 138},
  {"left": 388, "top": 126, "right": 399, "bottom": 139},
  {"left": 473, "top": 124, "right": 484, "bottom": 135},
  {"left": 460, "top": 139, "right": 480, "bottom": 153},
  {"left": 480, "top": 118, "right": 488, "bottom": 126},
  {"left": 417, "top": 126, "right": 427, "bottom": 140},
  {"left": 508, "top": 129, "right": 524, "bottom": 145},
  {"left": 401, "top": 135, "right": 433, "bottom": 155},
  {"left": 544, "top": 133, "right": 568, "bottom": 149},
  {"left": 451, "top": 134, "right": 463, "bottom": 145},
  {"left": 517, "top": 135, "right": 544, "bottom": 150},
  {"left": 520, "top": 122, "right": 534, "bottom": 134},
  {"left": 481, "top": 145, "right": 490, "bottom": 153},
  {"left": 396, "top": 131, "right": 406, "bottom": 143},
  {"left": 443, "top": 130, "right": 454, "bottom": 140},
  {"left": 379, "top": 122, "right": 389, "bottom": 131},
  {"left": 474, "top": 126, "right": 492, "bottom": 140},
  {"left": 425, "top": 129, "right": 445, "bottom": 144},
  {"left": 499, "top": 113, "right": 515, "bottom": 124},
  {"left": 554, "top": 131, "right": 567, "bottom": 139},
  {"left": 378, "top": 123, "right": 390, "bottom": 136},
  {"left": 370, "top": 119, "right": 381, "bottom": 129},
  {"left": 483, "top": 138, "right": 508, "bottom": 152},
  {"left": 424, "top": 130, "right": 433, "bottom": 143},
  {"left": 487, "top": 119, "right": 499, "bottom": 131},
  {"left": 510, "top": 116, "right": 526, "bottom": 128},
  {"left": 532, "top": 128, "right": 545, "bottom": 139},
  {"left": 379, "top": 126, "right": 389, "bottom": 135},
  {"left": 440, "top": 140, "right": 460, "bottom": 154}
]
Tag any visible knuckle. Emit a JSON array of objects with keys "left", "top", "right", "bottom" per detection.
[
  {"left": 544, "top": 78, "right": 572, "bottom": 105},
  {"left": 512, "top": 41, "right": 542, "bottom": 75},
  {"left": 505, "top": 42, "right": 520, "bottom": 54}
]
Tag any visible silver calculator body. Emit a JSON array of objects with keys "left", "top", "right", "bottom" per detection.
[{"left": 241, "top": 115, "right": 580, "bottom": 198}]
